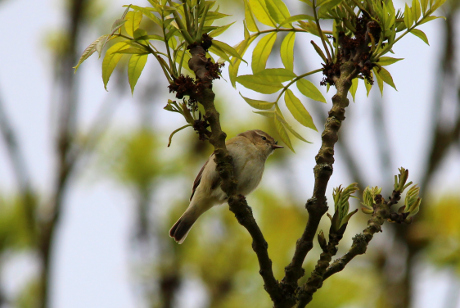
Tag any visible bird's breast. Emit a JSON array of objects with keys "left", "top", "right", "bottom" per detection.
[{"left": 229, "top": 145, "right": 265, "bottom": 196}]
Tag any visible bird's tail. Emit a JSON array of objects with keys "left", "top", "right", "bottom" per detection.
[{"left": 169, "top": 208, "right": 200, "bottom": 244}]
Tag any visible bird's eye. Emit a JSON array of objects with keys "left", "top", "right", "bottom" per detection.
[{"left": 261, "top": 136, "right": 267, "bottom": 141}]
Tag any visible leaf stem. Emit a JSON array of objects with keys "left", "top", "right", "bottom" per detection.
[
  {"left": 274, "top": 68, "right": 324, "bottom": 104},
  {"left": 373, "top": 14, "right": 433, "bottom": 59},
  {"left": 312, "top": 0, "right": 332, "bottom": 61},
  {"left": 167, "top": 124, "right": 191, "bottom": 147},
  {"left": 167, "top": 0, "right": 195, "bottom": 44},
  {"left": 161, "top": 14, "right": 178, "bottom": 78}
]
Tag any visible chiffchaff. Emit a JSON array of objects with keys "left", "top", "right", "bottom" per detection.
[{"left": 169, "top": 130, "right": 283, "bottom": 244}]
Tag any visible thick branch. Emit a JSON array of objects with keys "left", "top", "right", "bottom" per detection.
[
  {"left": 281, "top": 62, "right": 358, "bottom": 291},
  {"left": 188, "top": 44, "right": 284, "bottom": 305},
  {"left": 296, "top": 226, "right": 345, "bottom": 307}
]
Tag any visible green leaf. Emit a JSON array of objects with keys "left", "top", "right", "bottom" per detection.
[
  {"left": 274, "top": 112, "right": 294, "bottom": 151},
  {"left": 240, "top": 94, "right": 275, "bottom": 110},
  {"left": 311, "top": 40, "right": 328, "bottom": 62},
  {"left": 125, "top": 11, "right": 143, "bottom": 37},
  {"left": 296, "top": 78, "right": 326, "bottom": 103},
  {"left": 128, "top": 54, "right": 148, "bottom": 94},
  {"left": 410, "top": 28, "right": 429, "bottom": 45},
  {"left": 113, "top": 5, "right": 131, "bottom": 32},
  {"left": 280, "top": 32, "right": 295, "bottom": 71},
  {"left": 298, "top": 20, "right": 320, "bottom": 36},
  {"left": 300, "top": 0, "right": 313, "bottom": 6},
  {"left": 349, "top": 77, "right": 358, "bottom": 102},
  {"left": 274, "top": 110, "right": 311, "bottom": 143},
  {"left": 244, "top": 0, "right": 259, "bottom": 32},
  {"left": 175, "top": 49, "right": 192, "bottom": 73},
  {"left": 265, "top": 0, "right": 291, "bottom": 24},
  {"left": 236, "top": 74, "right": 283, "bottom": 94},
  {"left": 404, "top": 4, "right": 413, "bottom": 28},
  {"left": 229, "top": 36, "right": 257, "bottom": 87},
  {"left": 378, "top": 56, "right": 404, "bottom": 66},
  {"left": 111, "top": 19, "right": 127, "bottom": 36},
  {"left": 244, "top": 22, "right": 250, "bottom": 39},
  {"left": 255, "top": 68, "right": 296, "bottom": 82},
  {"left": 285, "top": 89, "right": 317, "bottom": 130},
  {"left": 96, "top": 35, "right": 111, "bottom": 57},
  {"left": 279, "top": 14, "right": 314, "bottom": 27},
  {"left": 205, "top": 11, "right": 230, "bottom": 22},
  {"left": 135, "top": 34, "right": 164, "bottom": 41},
  {"left": 116, "top": 47, "right": 149, "bottom": 54},
  {"left": 252, "top": 32, "right": 277, "bottom": 74},
  {"left": 130, "top": 5, "right": 161, "bottom": 25},
  {"left": 209, "top": 22, "right": 235, "bottom": 37},
  {"left": 212, "top": 40, "right": 245, "bottom": 61},
  {"left": 384, "top": 0, "right": 396, "bottom": 32},
  {"left": 102, "top": 42, "right": 128, "bottom": 90},
  {"left": 134, "top": 29, "right": 149, "bottom": 44},
  {"left": 412, "top": 0, "right": 421, "bottom": 21},
  {"left": 110, "top": 5, "right": 131, "bottom": 36},
  {"left": 201, "top": 26, "right": 219, "bottom": 34},
  {"left": 365, "top": 77, "right": 373, "bottom": 96},
  {"left": 74, "top": 34, "right": 109, "bottom": 72},
  {"left": 165, "top": 28, "right": 179, "bottom": 42},
  {"left": 420, "top": 0, "right": 428, "bottom": 14},
  {"left": 249, "top": 0, "right": 276, "bottom": 27},
  {"left": 374, "top": 67, "right": 384, "bottom": 95},
  {"left": 208, "top": 45, "right": 231, "bottom": 62},
  {"left": 121, "top": 4, "right": 131, "bottom": 19},
  {"left": 431, "top": 0, "right": 447, "bottom": 13},
  {"left": 375, "top": 66, "right": 397, "bottom": 90},
  {"left": 254, "top": 110, "right": 275, "bottom": 118},
  {"left": 419, "top": 15, "right": 444, "bottom": 25},
  {"left": 318, "top": 0, "right": 344, "bottom": 18},
  {"left": 395, "top": 21, "right": 407, "bottom": 32}
]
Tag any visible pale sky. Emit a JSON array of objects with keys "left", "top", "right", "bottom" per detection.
[{"left": 0, "top": 0, "right": 459, "bottom": 307}]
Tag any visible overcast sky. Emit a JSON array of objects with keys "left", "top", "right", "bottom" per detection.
[{"left": 0, "top": 0, "right": 459, "bottom": 307}]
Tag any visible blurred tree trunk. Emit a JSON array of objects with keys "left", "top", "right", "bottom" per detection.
[
  {"left": 39, "top": 0, "right": 89, "bottom": 306},
  {"left": 360, "top": 4, "right": 460, "bottom": 308},
  {"left": 321, "top": 3, "right": 459, "bottom": 307},
  {"left": 392, "top": 4, "right": 460, "bottom": 308}
]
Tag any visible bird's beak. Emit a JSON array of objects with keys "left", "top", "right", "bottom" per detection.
[{"left": 272, "top": 142, "right": 283, "bottom": 149}]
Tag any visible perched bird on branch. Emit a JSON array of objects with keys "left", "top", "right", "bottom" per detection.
[{"left": 169, "top": 130, "right": 283, "bottom": 243}]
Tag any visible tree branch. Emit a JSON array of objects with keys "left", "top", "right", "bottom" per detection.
[
  {"left": 40, "top": 1, "right": 89, "bottom": 307},
  {"left": 187, "top": 43, "right": 284, "bottom": 305},
  {"left": 281, "top": 61, "right": 358, "bottom": 292},
  {"left": 323, "top": 192, "right": 395, "bottom": 280},
  {"left": 0, "top": 92, "right": 36, "bottom": 234},
  {"left": 296, "top": 224, "right": 347, "bottom": 307}
]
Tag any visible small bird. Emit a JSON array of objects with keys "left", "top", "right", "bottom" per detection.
[{"left": 169, "top": 130, "right": 283, "bottom": 243}]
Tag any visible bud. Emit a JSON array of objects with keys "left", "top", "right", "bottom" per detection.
[
  {"left": 318, "top": 230, "right": 327, "bottom": 251},
  {"left": 361, "top": 186, "right": 382, "bottom": 214},
  {"left": 330, "top": 183, "right": 359, "bottom": 231},
  {"left": 404, "top": 185, "right": 421, "bottom": 218},
  {"left": 394, "top": 167, "right": 411, "bottom": 192}
]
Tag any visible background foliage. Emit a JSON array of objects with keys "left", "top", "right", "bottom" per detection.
[{"left": 0, "top": 0, "right": 459, "bottom": 307}]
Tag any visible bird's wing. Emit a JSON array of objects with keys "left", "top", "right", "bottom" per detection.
[
  {"left": 190, "top": 153, "right": 222, "bottom": 201},
  {"left": 190, "top": 159, "right": 208, "bottom": 201},
  {"left": 191, "top": 153, "right": 220, "bottom": 200}
]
